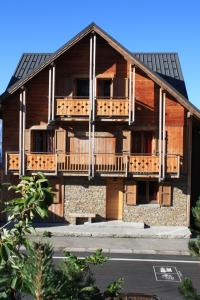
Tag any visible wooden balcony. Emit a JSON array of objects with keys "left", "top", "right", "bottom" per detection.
[
  {"left": 56, "top": 98, "right": 129, "bottom": 118},
  {"left": 5, "top": 152, "right": 180, "bottom": 178},
  {"left": 6, "top": 152, "right": 57, "bottom": 174}
]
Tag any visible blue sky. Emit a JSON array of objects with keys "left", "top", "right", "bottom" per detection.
[{"left": 0, "top": 0, "right": 200, "bottom": 107}]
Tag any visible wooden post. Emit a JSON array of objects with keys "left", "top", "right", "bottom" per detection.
[
  {"left": 22, "top": 88, "right": 26, "bottom": 176},
  {"left": 51, "top": 64, "right": 55, "bottom": 121},
  {"left": 128, "top": 63, "right": 132, "bottom": 125},
  {"left": 92, "top": 33, "right": 96, "bottom": 122},
  {"left": 19, "top": 91, "right": 23, "bottom": 177},
  {"left": 162, "top": 92, "right": 166, "bottom": 179},
  {"left": 187, "top": 114, "right": 192, "bottom": 227},
  {"left": 132, "top": 65, "right": 135, "bottom": 123},
  {"left": 158, "top": 88, "right": 163, "bottom": 181},
  {"left": 88, "top": 34, "right": 93, "bottom": 178},
  {"left": 91, "top": 33, "right": 96, "bottom": 177},
  {"left": 48, "top": 67, "right": 52, "bottom": 122}
]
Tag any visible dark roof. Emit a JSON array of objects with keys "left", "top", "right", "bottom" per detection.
[
  {"left": 7, "top": 51, "right": 188, "bottom": 98},
  {"left": 7, "top": 53, "right": 52, "bottom": 89},
  {"left": 133, "top": 53, "right": 188, "bottom": 98}
]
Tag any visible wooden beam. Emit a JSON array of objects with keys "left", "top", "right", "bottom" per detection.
[
  {"left": 128, "top": 63, "right": 132, "bottom": 125},
  {"left": 186, "top": 116, "right": 192, "bottom": 226},
  {"left": 22, "top": 88, "right": 26, "bottom": 176},
  {"left": 159, "top": 88, "right": 163, "bottom": 181},
  {"left": 162, "top": 92, "right": 166, "bottom": 179},
  {"left": 132, "top": 65, "right": 135, "bottom": 123},
  {"left": 51, "top": 64, "right": 55, "bottom": 121},
  {"left": 19, "top": 91, "right": 23, "bottom": 177},
  {"left": 88, "top": 34, "right": 93, "bottom": 179},
  {"left": 48, "top": 67, "right": 52, "bottom": 123}
]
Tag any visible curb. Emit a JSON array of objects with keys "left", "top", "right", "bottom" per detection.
[
  {"left": 34, "top": 232, "right": 191, "bottom": 239},
  {"left": 52, "top": 247, "right": 190, "bottom": 256}
]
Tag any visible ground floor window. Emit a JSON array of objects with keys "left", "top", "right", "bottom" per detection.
[{"left": 137, "top": 181, "right": 158, "bottom": 204}]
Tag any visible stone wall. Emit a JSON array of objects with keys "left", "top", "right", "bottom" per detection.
[
  {"left": 64, "top": 177, "right": 106, "bottom": 224},
  {"left": 64, "top": 177, "right": 188, "bottom": 226},
  {"left": 123, "top": 179, "right": 188, "bottom": 226}
]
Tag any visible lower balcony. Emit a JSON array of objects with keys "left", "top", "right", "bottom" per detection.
[{"left": 6, "top": 152, "right": 181, "bottom": 178}]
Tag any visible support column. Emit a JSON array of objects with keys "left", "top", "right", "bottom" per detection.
[
  {"left": 186, "top": 113, "right": 192, "bottom": 226},
  {"left": 19, "top": 91, "right": 23, "bottom": 177},
  {"left": 162, "top": 92, "right": 166, "bottom": 179},
  {"left": 19, "top": 88, "right": 26, "bottom": 177},
  {"left": 131, "top": 65, "right": 135, "bottom": 123},
  {"left": 158, "top": 88, "right": 163, "bottom": 181},
  {"left": 48, "top": 67, "right": 52, "bottom": 123},
  {"left": 128, "top": 64, "right": 132, "bottom": 125},
  {"left": 88, "top": 32, "right": 96, "bottom": 179},
  {"left": 88, "top": 34, "right": 93, "bottom": 178},
  {"left": 22, "top": 88, "right": 26, "bottom": 176},
  {"left": 51, "top": 63, "right": 56, "bottom": 121}
]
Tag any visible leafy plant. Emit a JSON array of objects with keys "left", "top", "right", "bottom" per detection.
[
  {"left": 179, "top": 196, "right": 200, "bottom": 299},
  {"left": 0, "top": 173, "right": 123, "bottom": 299}
]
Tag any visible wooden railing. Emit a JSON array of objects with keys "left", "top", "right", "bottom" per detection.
[
  {"left": 5, "top": 152, "right": 180, "bottom": 177},
  {"left": 56, "top": 98, "right": 129, "bottom": 117},
  {"left": 96, "top": 99, "right": 129, "bottom": 116},
  {"left": 6, "top": 152, "right": 19, "bottom": 171},
  {"left": 58, "top": 154, "right": 89, "bottom": 172},
  {"left": 56, "top": 99, "right": 89, "bottom": 116},
  {"left": 26, "top": 153, "right": 56, "bottom": 171},
  {"left": 6, "top": 152, "right": 57, "bottom": 173}
]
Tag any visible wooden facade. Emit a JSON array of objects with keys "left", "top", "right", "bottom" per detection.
[{"left": 1, "top": 23, "right": 197, "bottom": 225}]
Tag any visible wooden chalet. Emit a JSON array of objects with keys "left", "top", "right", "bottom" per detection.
[{"left": 1, "top": 23, "right": 200, "bottom": 225}]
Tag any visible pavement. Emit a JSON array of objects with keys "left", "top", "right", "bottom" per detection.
[
  {"left": 31, "top": 221, "right": 192, "bottom": 255},
  {"left": 34, "top": 221, "right": 191, "bottom": 239}
]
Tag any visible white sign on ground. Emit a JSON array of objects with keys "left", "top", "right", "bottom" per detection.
[{"left": 153, "top": 266, "right": 182, "bottom": 282}]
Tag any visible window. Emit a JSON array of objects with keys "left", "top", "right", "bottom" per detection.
[
  {"left": 97, "top": 79, "right": 111, "bottom": 98},
  {"left": 132, "top": 131, "right": 153, "bottom": 154},
  {"left": 31, "top": 130, "right": 54, "bottom": 153},
  {"left": 76, "top": 79, "right": 89, "bottom": 97},
  {"left": 137, "top": 181, "right": 158, "bottom": 204}
]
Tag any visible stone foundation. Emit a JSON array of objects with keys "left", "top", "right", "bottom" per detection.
[
  {"left": 64, "top": 177, "right": 106, "bottom": 224},
  {"left": 123, "top": 179, "right": 188, "bottom": 226},
  {"left": 64, "top": 177, "right": 188, "bottom": 226}
]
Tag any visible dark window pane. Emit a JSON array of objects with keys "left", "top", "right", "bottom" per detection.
[
  {"left": 98, "top": 79, "right": 111, "bottom": 97},
  {"left": 77, "top": 79, "right": 89, "bottom": 97},
  {"left": 32, "top": 130, "right": 54, "bottom": 153}
]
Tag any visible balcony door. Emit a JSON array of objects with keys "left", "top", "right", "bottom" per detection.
[
  {"left": 69, "top": 132, "right": 116, "bottom": 165},
  {"left": 31, "top": 130, "right": 54, "bottom": 153},
  {"left": 132, "top": 131, "right": 153, "bottom": 154}
]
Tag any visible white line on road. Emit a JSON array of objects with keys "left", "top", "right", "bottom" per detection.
[{"left": 53, "top": 256, "right": 200, "bottom": 264}]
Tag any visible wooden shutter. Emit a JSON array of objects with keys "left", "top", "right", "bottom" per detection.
[
  {"left": 159, "top": 183, "right": 172, "bottom": 207},
  {"left": 24, "top": 129, "right": 31, "bottom": 152},
  {"left": 125, "top": 182, "right": 137, "bottom": 205},
  {"left": 55, "top": 129, "right": 66, "bottom": 153}
]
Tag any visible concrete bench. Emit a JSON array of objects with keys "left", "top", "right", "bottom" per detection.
[{"left": 69, "top": 213, "right": 96, "bottom": 224}]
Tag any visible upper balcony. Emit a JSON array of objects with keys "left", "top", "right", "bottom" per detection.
[
  {"left": 6, "top": 152, "right": 181, "bottom": 178},
  {"left": 56, "top": 97, "right": 129, "bottom": 120}
]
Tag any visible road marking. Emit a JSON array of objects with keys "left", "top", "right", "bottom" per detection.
[
  {"left": 53, "top": 256, "right": 200, "bottom": 264},
  {"left": 153, "top": 266, "right": 182, "bottom": 282}
]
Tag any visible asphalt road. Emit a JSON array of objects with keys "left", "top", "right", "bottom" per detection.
[{"left": 53, "top": 253, "right": 200, "bottom": 300}]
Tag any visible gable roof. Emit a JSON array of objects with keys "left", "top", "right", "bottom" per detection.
[
  {"left": 7, "top": 52, "right": 188, "bottom": 98},
  {"left": 1, "top": 22, "right": 199, "bottom": 119},
  {"left": 7, "top": 53, "right": 52, "bottom": 89},
  {"left": 133, "top": 53, "right": 188, "bottom": 98}
]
